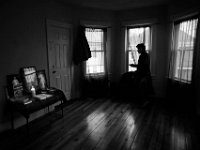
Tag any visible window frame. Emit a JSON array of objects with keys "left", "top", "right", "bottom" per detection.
[
  {"left": 84, "top": 27, "right": 107, "bottom": 76},
  {"left": 170, "top": 16, "right": 198, "bottom": 83},
  {"left": 126, "top": 25, "right": 152, "bottom": 72}
]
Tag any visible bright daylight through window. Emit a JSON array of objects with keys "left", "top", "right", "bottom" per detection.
[
  {"left": 85, "top": 28, "right": 105, "bottom": 75},
  {"left": 169, "top": 18, "right": 198, "bottom": 83},
  {"left": 127, "top": 26, "right": 151, "bottom": 71}
]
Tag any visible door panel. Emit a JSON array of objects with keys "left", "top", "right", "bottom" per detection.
[{"left": 46, "top": 20, "right": 72, "bottom": 99}]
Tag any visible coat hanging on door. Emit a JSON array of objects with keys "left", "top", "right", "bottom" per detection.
[{"left": 73, "top": 25, "right": 91, "bottom": 65}]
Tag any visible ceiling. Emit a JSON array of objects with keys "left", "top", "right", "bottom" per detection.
[{"left": 58, "top": 0, "right": 171, "bottom": 10}]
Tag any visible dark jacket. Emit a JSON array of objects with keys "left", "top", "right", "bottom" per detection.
[{"left": 137, "top": 52, "right": 151, "bottom": 78}]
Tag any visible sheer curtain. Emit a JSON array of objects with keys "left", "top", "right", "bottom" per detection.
[
  {"left": 167, "top": 17, "right": 199, "bottom": 113},
  {"left": 83, "top": 28, "right": 109, "bottom": 97},
  {"left": 85, "top": 28, "right": 106, "bottom": 75},
  {"left": 169, "top": 18, "right": 198, "bottom": 83}
]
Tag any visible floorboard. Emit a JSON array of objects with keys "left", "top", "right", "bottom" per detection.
[{"left": 0, "top": 97, "right": 200, "bottom": 150}]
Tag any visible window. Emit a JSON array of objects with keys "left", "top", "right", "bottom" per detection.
[
  {"left": 126, "top": 26, "right": 151, "bottom": 71},
  {"left": 169, "top": 18, "right": 198, "bottom": 83},
  {"left": 85, "top": 28, "right": 105, "bottom": 75}
]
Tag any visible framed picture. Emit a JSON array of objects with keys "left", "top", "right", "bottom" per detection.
[
  {"left": 7, "top": 74, "right": 24, "bottom": 98},
  {"left": 37, "top": 70, "right": 48, "bottom": 90},
  {"left": 20, "top": 66, "right": 39, "bottom": 93}
]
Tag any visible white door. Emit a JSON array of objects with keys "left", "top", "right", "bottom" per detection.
[{"left": 46, "top": 20, "right": 72, "bottom": 100}]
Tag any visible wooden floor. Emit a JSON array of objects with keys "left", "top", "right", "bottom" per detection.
[{"left": 1, "top": 97, "right": 200, "bottom": 150}]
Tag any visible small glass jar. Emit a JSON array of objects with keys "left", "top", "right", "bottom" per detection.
[{"left": 31, "top": 86, "right": 36, "bottom": 97}]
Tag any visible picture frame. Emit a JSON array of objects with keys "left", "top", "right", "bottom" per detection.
[
  {"left": 37, "top": 70, "right": 48, "bottom": 90},
  {"left": 20, "top": 66, "right": 39, "bottom": 93},
  {"left": 6, "top": 74, "right": 24, "bottom": 98}
]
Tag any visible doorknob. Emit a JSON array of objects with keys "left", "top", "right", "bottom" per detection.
[{"left": 52, "top": 71, "right": 56, "bottom": 74}]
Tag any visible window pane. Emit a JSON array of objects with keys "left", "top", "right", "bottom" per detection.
[
  {"left": 128, "top": 51, "right": 137, "bottom": 71},
  {"left": 127, "top": 26, "right": 151, "bottom": 71},
  {"left": 85, "top": 28, "right": 105, "bottom": 74},
  {"left": 171, "top": 18, "right": 198, "bottom": 82}
]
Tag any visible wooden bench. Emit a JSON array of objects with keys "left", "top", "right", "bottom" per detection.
[{"left": 6, "top": 87, "right": 67, "bottom": 132}]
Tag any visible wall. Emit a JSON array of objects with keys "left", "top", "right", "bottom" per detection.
[{"left": 194, "top": 22, "right": 200, "bottom": 115}]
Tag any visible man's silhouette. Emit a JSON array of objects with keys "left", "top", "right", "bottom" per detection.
[{"left": 130, "top": 43, "right": 151, "bottom": 80}]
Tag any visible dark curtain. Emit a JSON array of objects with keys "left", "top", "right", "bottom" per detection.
[{"left": 73, "top": 25, "right": 91, "bottom": 65}]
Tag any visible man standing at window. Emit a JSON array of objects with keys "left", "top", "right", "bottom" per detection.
[
  {"left": 130, "top": 43, "right": 152, "bottom": 99},
  {"left": 130, "top": 43, "right": 150, "bottom": 79}
]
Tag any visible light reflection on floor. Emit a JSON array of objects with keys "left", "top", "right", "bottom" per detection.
[
  {"left": 86, "top": 111, "right": 106, "bottom": 142},
  {"left": 125, "top": 113, "right": 136, "bottom": 149},
  {"left": 171, "top": 127, "right": 189, "bottom": 150}
]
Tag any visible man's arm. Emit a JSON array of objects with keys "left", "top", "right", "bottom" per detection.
[{"left": 130, "top": 64, "right": 138, "bottom": 67}]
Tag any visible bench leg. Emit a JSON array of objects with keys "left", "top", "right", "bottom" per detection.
[
  {"left": 61, "top": 100, "right": 63, "bottom": 117},
  {"left": 26, "top": 116, "right": 29, "bottom": 136},
  {"left": 10, "top": 110, "right": 14, "bottom": 130}
]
